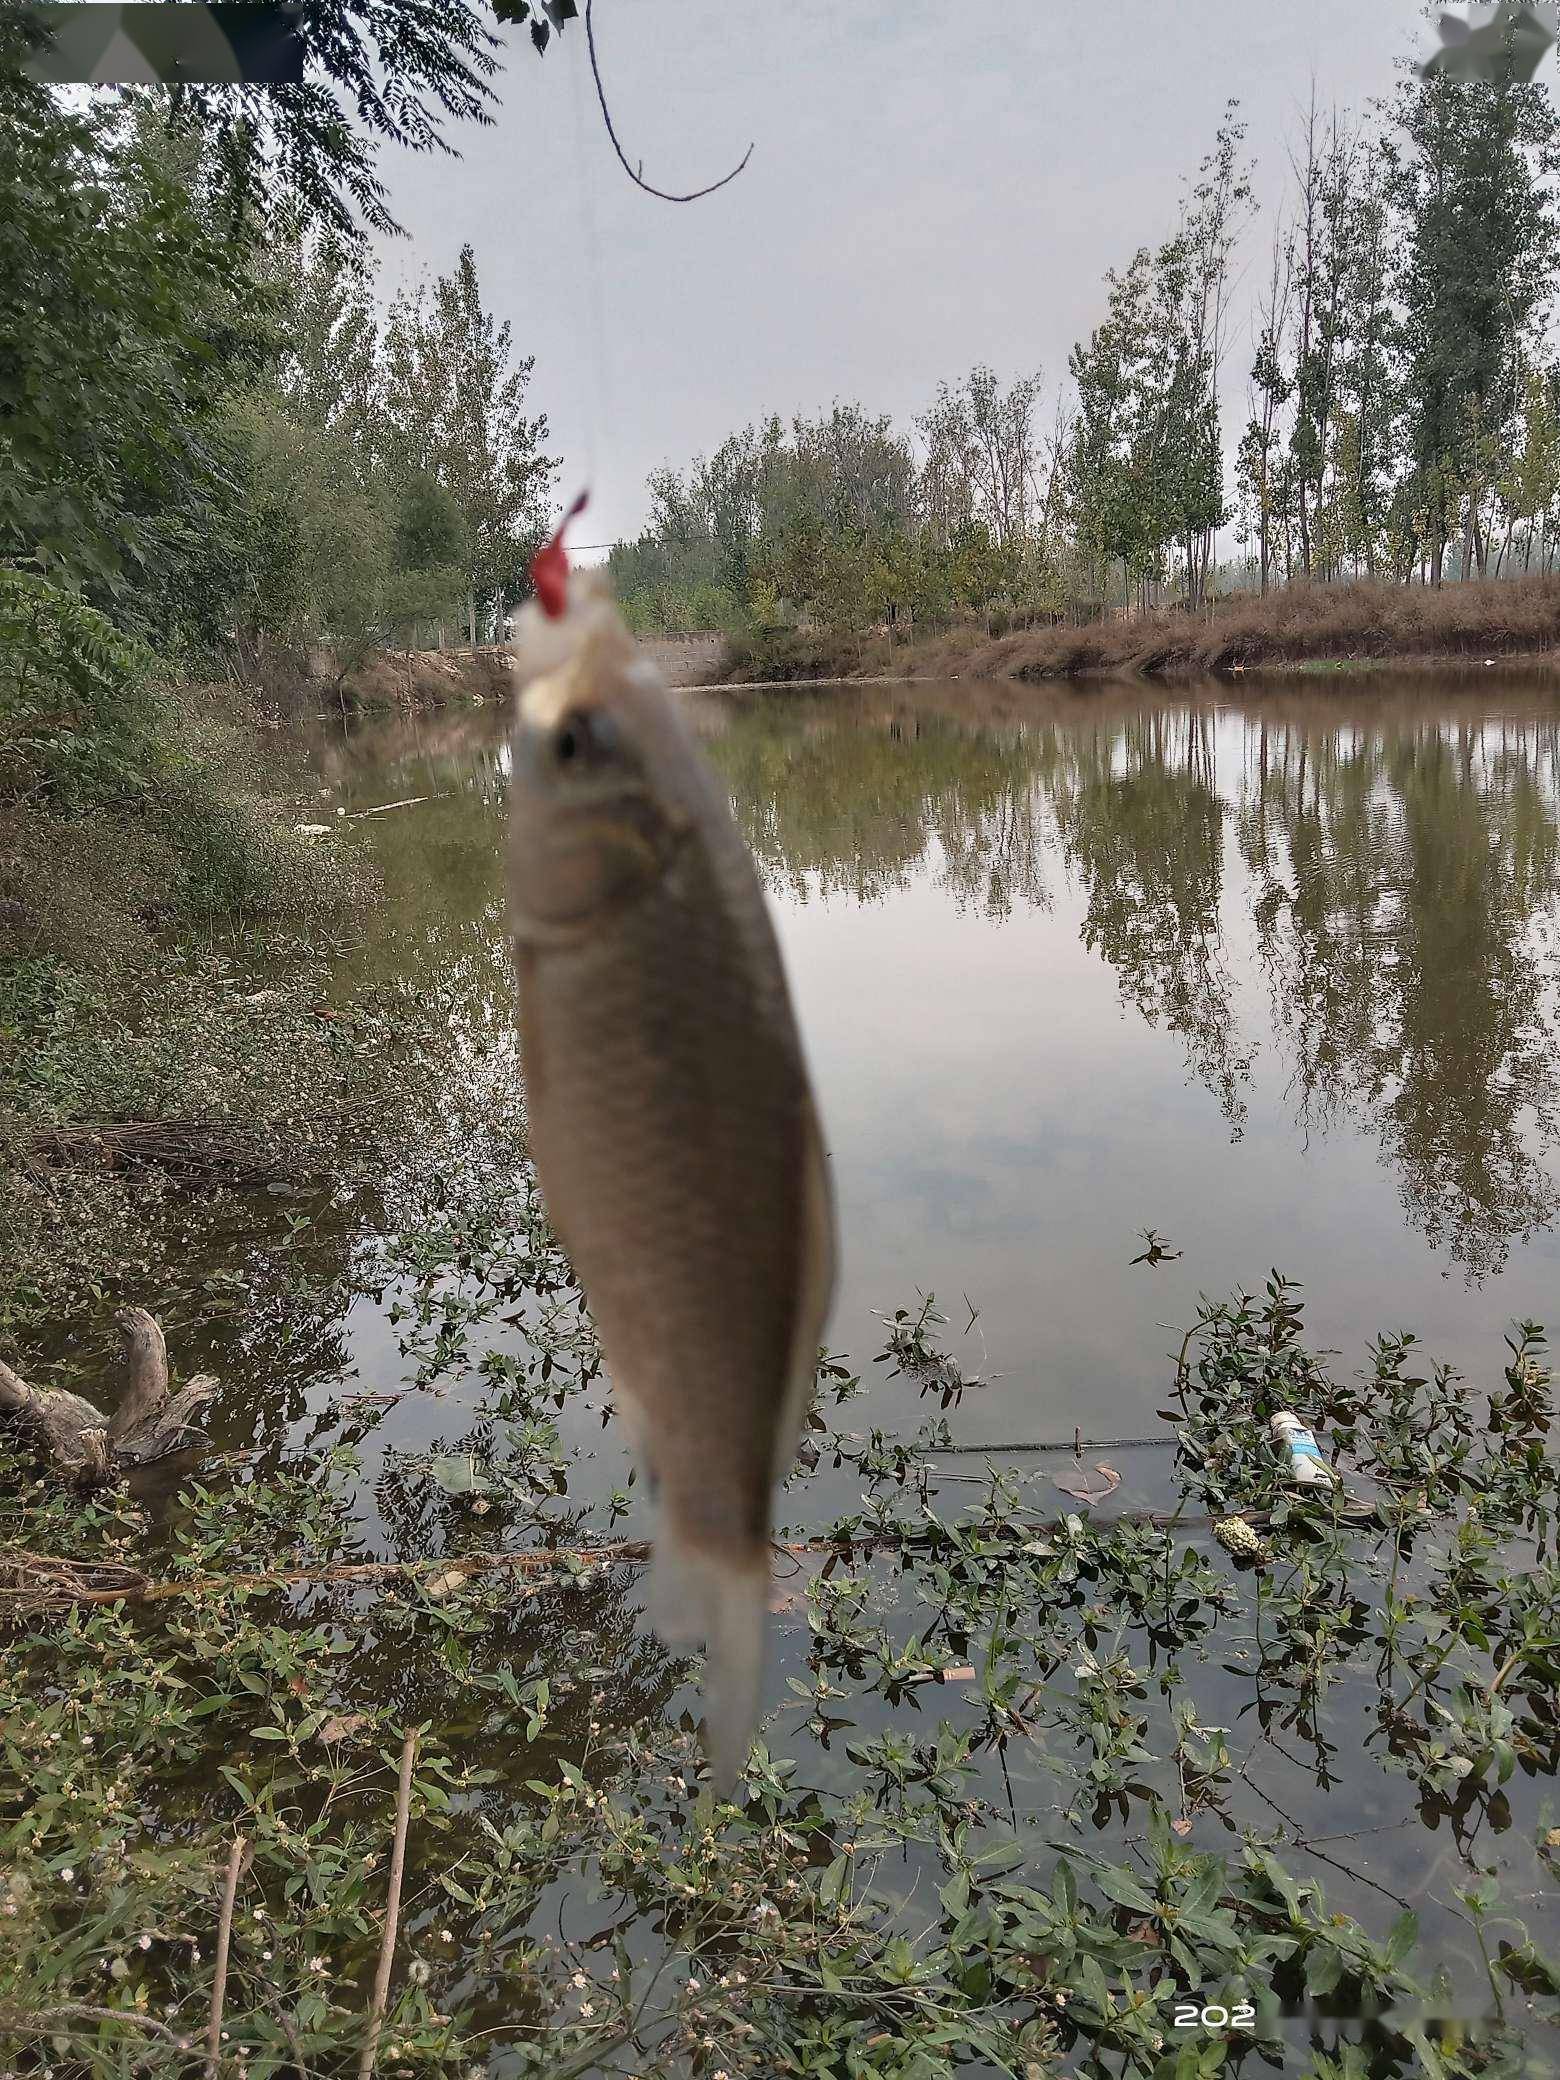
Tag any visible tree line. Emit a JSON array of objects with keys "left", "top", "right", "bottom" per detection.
[
  {"left": 615, "top": 59, "right": 1560, "bottom": 636},
  {"left": 1, "top": 74, "right": 555, "bottom": 687},
  {"left": 7, "top": 21, "right": 1559, "bottom": 670}
]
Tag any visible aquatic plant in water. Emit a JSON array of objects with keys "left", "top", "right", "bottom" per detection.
[{"left": 1, "top": 1227, "right": 1558, "bottom": 2074}]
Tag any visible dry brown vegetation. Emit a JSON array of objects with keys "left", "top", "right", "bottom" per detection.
[
  {"left": 338, "top": 644, "right": 515, "bottom": 709},
  {"left": 719, "top": 575, "right": 1560, "bottom": 686},
  {"left": 238, "top": 643, "right": 515, "bottom": 716}
]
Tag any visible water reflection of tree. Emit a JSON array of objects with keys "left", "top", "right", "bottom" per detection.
[
  {"left": 706, "top": 685, "right": 1560, "bottom": 1280},
  {"left": 1048, "top": 710, "right": 1254, "bottom": 1137},
  {"left": 1239, "top": 714, "right": 1560, "bottom": 1278},
  {"left": 297, "top": 690, "right": 1560, "bottom": 1297},
  {"left": 703, "top": 697, "right": 1056, "bottom": 919}
]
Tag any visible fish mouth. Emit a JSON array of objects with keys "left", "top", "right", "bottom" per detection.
[
  {"left": 517, "top": 666, "right": 586, "bottom": 737},
  {"left": 516, "top": 610, "right": 633, "bottom": 736}
]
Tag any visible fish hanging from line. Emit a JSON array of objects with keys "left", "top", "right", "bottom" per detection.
[
  {"left": 1421, "top": 1, "right": 1559, "bottom": 80},
  {"left": 506, "top": 499, "right": 836, "bottom": 1791}
]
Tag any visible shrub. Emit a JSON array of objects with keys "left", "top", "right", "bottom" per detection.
[
  {"left": 0, "top": 566, "right": 163, "bottom": 808},
  {"left": 1, "top": 569, "right": 364, "bottom": 934}
]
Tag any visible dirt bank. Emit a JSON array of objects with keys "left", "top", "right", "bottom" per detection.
[
  {"left": 295, "top": 632, "right": 719, "bottom": 707},
  {"left": 337, "top": 644, "right": 515, "bottom": 709},
  {"left": 715, "top": 574, "right": 1560, "bottom": 687}
]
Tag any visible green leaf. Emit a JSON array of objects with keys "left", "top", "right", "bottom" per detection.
[
  {"left": 1093, "top": 1865, "right": 1156, "bottom": 1914},
  {"left": 1402, "top": 2024, "right": 1451, "bottom": 2080},
  {"left": 1305, "top": 1944, "right": 1344, "bottom": 1998},
  {"left": 1385, "top": 1909, "right": 1419, "bottom": 1968},
  {"left": 426, "top": 1453, "right": 498, "bottom": 1496}
]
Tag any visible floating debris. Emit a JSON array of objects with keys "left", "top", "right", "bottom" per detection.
[
  {"left": 347, "top": 796, "right": 432, "bottom": 819},
  {"left": 1130, "top": 1228, "right": 1182, "bottom": 1267},
  {"left": 1270, "top": 1409, "right": 1339, "bottom": 1487},
  {"left": 1052, "top": 1461, "right": 1123, "bottom": 1505},
  {"left": 1213, "top": 1516, "right": 1271, "bottom": 1562}
]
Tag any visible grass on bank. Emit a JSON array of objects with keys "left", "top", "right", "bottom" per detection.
[
  {"left": 0, "top": 568, "right": 366, "bottom": 954},
  {"left": 717, "top": 574, "right": 1560, "bottom": 687},
  {"left": 0, "top": 569, "right": 442, "bottom": 1349}
]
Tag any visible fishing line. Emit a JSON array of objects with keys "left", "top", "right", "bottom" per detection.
[{"left": 565, "top": 17, "right": 613, "bottom": 536}]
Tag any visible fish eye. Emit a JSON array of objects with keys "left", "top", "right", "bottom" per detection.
[{"left": 552, "top": 710, "right": 617, "bottom": 767}]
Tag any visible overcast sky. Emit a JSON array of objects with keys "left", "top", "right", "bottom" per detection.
[{"left": 369, "top": 0, "right": 1433, "bottom": 551}]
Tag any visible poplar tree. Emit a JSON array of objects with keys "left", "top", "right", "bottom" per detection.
[
  {"left": 1387, "top": 61, "right": 1560, "bottom": 583},
  {"left": 269, "top": 230, "right": 382, "bottom": 473},
  {"left": 918, "top": 368, "right": 1046, "bottom": 549},
  {"left": 1236, "top": 224, "right": 1294, "bottom": 594},
  {"left": 381, "top": 244, "right": 556, "bottom": 640}
]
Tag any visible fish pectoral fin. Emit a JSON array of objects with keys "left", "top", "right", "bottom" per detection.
[{"left": 648, "top": 1529, "right": 768, "bottom": 1796}]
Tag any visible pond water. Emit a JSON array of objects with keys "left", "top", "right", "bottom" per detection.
[
  {"left": 704, "top": 675, "right": 1560, "bottom": 1435},
  {"left": 305, "top": 669, "right": 1560, "bottom": 1501},
  {"left": 50, "top": 669, "right": 1560, "bottom": 2068}
]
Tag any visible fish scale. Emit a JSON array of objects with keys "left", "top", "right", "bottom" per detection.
[{"left": 526, "top": 873, "right": 808, "bottom": 1542}]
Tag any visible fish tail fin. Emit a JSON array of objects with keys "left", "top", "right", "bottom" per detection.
[{"left": 649, "top": 1529, "right": 768, "bottom": 1796}]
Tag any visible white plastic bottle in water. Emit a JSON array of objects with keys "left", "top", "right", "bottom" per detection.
[{"left": 1269, "top": 1410, "right": 1337, "bottom": 1486}]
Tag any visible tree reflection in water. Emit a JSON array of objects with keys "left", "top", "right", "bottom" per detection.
[
  {"left": 1240, "top": 709, "right": 1560, "bottom": 1277},
  {"left": 707, "top": 678, "right": 1560, "bottom": 1280}
]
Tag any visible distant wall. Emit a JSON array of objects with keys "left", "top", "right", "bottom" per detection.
[{"left": 634, "top": 633, "right": 727, "bottom": 686}]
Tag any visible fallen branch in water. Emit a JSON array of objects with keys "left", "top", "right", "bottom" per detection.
[
  {"left": 0, "top": 1310, "right": 214, "bottom": 1488},
  {"left": 0, "top": 1542, "right": 653, "bottom": 1609},
  {"left": 0, "top": 1508, "right": 1282, "bottom": 1610},
  {"left": 926, "top": 1433, "right": 1176, "bottom": 1455},
  {"left": 16, "top": 1106, "right": 379, "bottom": 1184},
  {"left": 345, "top": 795, "right": 434, "bottom": 818},
  {"left": 0, "top": 1357, "right": 111, "bottom": 1483}
]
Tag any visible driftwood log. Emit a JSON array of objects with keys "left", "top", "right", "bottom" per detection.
[{"left": 0, "top": 1309, "right": 215, "bottom": 1486}]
